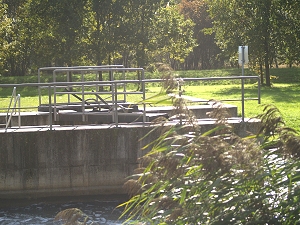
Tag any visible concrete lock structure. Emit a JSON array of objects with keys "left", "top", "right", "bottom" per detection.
[
  {"left": 0, "top": 66, "right": 262, "bottom": 200},
  {"left": 0, "top": 120, "right": 261, "bottom": 200},
  {"left": 0, "top": 125, "right": 157, "bottom": 199}
]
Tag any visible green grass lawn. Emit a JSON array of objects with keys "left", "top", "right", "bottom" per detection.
[
  {"left": 184, "top": 84, "right": 300, "bottom": 131},
  {"left": 1, "top": 67, "right": 300, "bottom": 132}
]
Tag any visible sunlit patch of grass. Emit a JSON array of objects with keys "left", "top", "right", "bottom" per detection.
[
  {"left": 183, "top": 83, "right": 300, "bottom": 133},
  {"left": 1, "top": 68, "right": 300, "bottom": 132}
]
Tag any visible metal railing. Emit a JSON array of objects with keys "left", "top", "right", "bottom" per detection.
[
  {"left": 180, "top": 76, "right": 261, "bottom": 122},
  {"left": 0, "top": 74, "right": 260, "bottom": 130},
  {"left": 50, "top": 67, "right": 145, "bottom": 127},
  {"left": 4, "top": 87, "right": 21, "bottom": 130},
  {"left": 37, "top": 65, "right": 125, "bottom": 106}
]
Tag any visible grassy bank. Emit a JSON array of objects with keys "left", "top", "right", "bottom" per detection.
[{"left": 1, "top": 67, "right": 300, "bottom": 132}]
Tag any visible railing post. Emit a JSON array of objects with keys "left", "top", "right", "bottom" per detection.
[
  {"left": 241, "top": 77, "right": 245, "bottom": 122},
  {"left": 81, "top": 71, "right": 85, "bottom": 122},
  {"left": 38, "top": 69, "right": 42, "bottom": 106},
  {"left": 241, "top": 47, "right": 245, "bottom": 122},
  {"left": 141, "top": 69, "right": 146, "bottom": 124},
  {"left": 257, "top": 77, "right": 261, "bottom": 104},
  {"left": 48, "top": 85, "right": 53, "bottom": 131},
  {"left": 123, "top": 68, "right": 126, "bottom": 102},
  {"left": 178, "top": 78, "right": 183, "bottom": 126},
  {"left": 53, "top": 70, "right": 57, "bottom": 121},
  {"left": 114, "top": 82, "right": 119, "bottom": 127},
  {"left": 17, "top": 94, "right": 21, "bottom": 128}
]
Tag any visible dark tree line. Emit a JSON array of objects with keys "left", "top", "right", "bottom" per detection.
[
  {"left": 1, "top": 0, "right": 300, "bottom": 86},
  {"left": 0, "top": 0, "right": 196, "bottom": 76}
]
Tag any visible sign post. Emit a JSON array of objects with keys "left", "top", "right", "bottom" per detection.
[{"left": 238, "top": 46, "right": 248, "bottom": 122}]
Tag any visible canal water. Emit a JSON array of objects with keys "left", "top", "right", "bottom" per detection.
[{"left": 0, "top": 195, "right": 127, "bottom": 224}]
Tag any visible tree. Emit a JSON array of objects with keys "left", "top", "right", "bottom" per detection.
[
  {"left": 0, "top": 0, "right": 88, "bottom": 75},
  {"left": 0, "top": 0, "right": 210, "bottom": 75},
  {"left": 2, "top": 0, "right": 33, "bottom": 76},
  {"left": 179, "top": 0, "right": 221, "bottom": 69},
  {"left": 149, "top": 3, "right": 196, "bottom": 69},
  {"left": 0, "top": 2, "right": 12, "bottom": 75},
  {"left": 275, "top": 0, "right": 300, "bottom": 67},
  {"left": 206, "top": 0, "right": 290, "bottom": 86},
  {"left": 118, "top": 0, "right": 169, "bottom": 68},
  {"left": 83, "top": 0, "right": 124, "bottom": 66},
  {"left": 34, "top": 0, "right": 87, "bottom": 66}
]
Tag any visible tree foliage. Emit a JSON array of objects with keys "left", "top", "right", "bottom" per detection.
[
  {"left": 0, "top": 0, "right": 197, "bottom": 76},
  {"left": 2, "top": 0, "right": 33, "bottom": 76},
  {"left": 179, "top": 0, "right": 221, "bottom": 69},
  {"left": 149, "top": 3, "right": 196, "bottom": 69},
  {"left": 206, "top": 0, "right": 300, "bottom": 86},
  {"left": 0, "top": 2, "right": 12, "bottom": 74},
  {"left": 275, "top": 1, "right": 300, "bottom": 68},
  {"left": 1, "top": 0, "right": 300, "bottom": 76}
]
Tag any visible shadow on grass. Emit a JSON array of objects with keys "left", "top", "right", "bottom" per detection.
[{"left": 0, "top": 86, "right": 44, "bottom": 98}]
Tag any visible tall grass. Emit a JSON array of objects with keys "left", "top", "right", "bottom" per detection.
[{"left": 119, "top": 74, "right": 300, "bottom": 224}]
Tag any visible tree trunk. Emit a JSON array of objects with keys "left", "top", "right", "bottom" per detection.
[
  {"left": 260, "top": 63, "right": 264, "bottom": 85},
  {"left": 265, "top": 58, "right": 270, "bottom": 86},
  {"left": 263, "top": 0, "right": 271, "bottom": 87},
  {"left": 275, "top": 57, "right": 279, "bottom": 68},
  {"left": 264, "top": 40, "right": 271, "bottom": 86}
]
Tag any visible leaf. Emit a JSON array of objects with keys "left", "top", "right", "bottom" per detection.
[
  {"left": 201, "top": 125, "right": 228, "bottom": 137},
  {"left": 180, "top": 188, "right": 187, "bottom": 205}
]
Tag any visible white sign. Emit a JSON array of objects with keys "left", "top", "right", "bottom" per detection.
[{"left": 238, "top": 46, "right": 248, "bottom": 65}]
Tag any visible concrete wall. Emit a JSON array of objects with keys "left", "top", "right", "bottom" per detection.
[
  {"left": 0, "top": 119, "right": 261, "bottom": 200},
  {"left": 0, "top": 126, "right": 157, "bottom": 199}
]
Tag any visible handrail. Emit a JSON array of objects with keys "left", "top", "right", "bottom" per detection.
[
  {"left": 6, "top": 87, "right": 17, "bottom": 118},
  {"left": 37, "top": 65, "right": 125, "bottom": 106},
  {"left": 0, "top": 75, "right": 260, "bottom": 130},
  {"left": 52, "top": 67, "right": 145, "bottom": 127},
  {"left": 177, "top": 76, "right": 261, "bottom": 122},
  {"left": 5, "top": 87, "right": 21, "bottom": 130}
]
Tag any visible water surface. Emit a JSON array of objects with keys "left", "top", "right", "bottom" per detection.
[{"left": 0, "top": 195, "right": 127, "bottom": 224}]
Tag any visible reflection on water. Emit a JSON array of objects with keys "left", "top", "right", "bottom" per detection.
[{"left": 0, "top": 196, "right": 126, "bottom": 225}]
